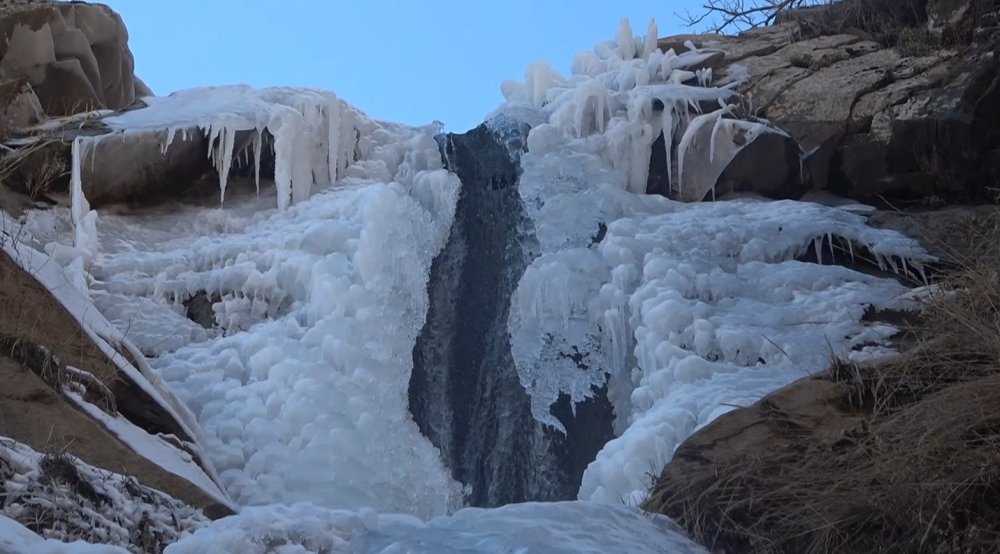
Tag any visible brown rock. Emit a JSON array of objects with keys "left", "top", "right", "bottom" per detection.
[
  {"left": 0, "top": 1, "right": 141, "bottom": 116},
  {"left": 0, "top": 248, "right": 232, "bottom": 518},
  {"left": 660, "top": 5, "right": 1000, "bottom": 203},
  {"left": 0, "top": 76, "right": 42, "bottom": 133}
]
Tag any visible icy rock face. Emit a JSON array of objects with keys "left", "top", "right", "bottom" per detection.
[
  {"left": 409, "top": 117, "right": 615, "bottom": 506},
  {"left": 19, "top": 87, "right": 466, "bottom": 519},
  {"left": 43, "top": 86, "right": 360, "bottom": 212},
  {"left": 100, "top": 86, "right": 359, "bottom": 209},
  {"left": 496, "top": 17, "right": 794, "bottom": 205},
  {"left": 0, "top": 229, "right": 233, "bottom": 516},
  {"left": 492, "top": 18, "right": 935, "bottom": 505}
]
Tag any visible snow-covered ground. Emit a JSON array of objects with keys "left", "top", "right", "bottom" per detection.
[
  {"left": 0, "top": 438, "right": 204, "bottom": 553},
  {"left": 2, "top": 17, "right": 932, "bottom": 554}
]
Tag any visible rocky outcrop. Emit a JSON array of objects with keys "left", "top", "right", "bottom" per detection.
[
  {"left": 0, "top": 1, "right": 145, "bottom": 119},
  {"left": 658, "top": 0, "right": 1000, "bottom": 203}
]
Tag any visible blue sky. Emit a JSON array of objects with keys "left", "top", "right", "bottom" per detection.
[{"left": 102, "top": 0, "right": 704, "bottom": 132}]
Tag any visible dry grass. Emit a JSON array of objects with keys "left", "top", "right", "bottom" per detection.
[
  {"left": 0, "top": 138, "right": 66, "bottom": 202},
  {"left": 644, "top": 210, "right": 1000, "bottom": 553}
]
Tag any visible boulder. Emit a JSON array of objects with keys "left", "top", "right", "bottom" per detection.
[
  {"left": 0, "top": 1, "right": 143, "bottom": 116},
  {"left": 5, "top": 120, "right": 275, "bottom": 208},
  {"left": 75, "top": 126, "right": 216, "bottom": 207}
]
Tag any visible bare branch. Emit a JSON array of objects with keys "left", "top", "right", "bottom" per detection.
[{"left": 678, "top": 0, "right": 829, "bottom": 35}]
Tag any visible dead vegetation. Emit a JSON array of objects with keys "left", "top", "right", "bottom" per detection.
[
  {"left": 682, "top": 0, "right": 993, "bottom": 50},
  {"left": 644, "top": 211, "right": 1000, "bottom": 553},
  {"left": 0, "top": 332, "right": 118, "bottom": 415},
  {"left": 683, "top": 0, "right": 927, "bottom": 38},
  {"left": 0, "top": 438, "right": 209, "bottom": 554}
]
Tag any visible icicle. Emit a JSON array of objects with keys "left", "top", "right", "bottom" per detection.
[
  {"left": 163, "top": 126, "right": 178, "bottom": 155},
  {"left": 696, "top": 68, "right": 713, "bottom": 87},
  {"left": 326, "top": 95, "right": 342, "bottom": 184},
  {"left": 616, "top": 18, "right": 636, "bottom": 60},
  {"left": 661, "top": 106, "right": 674, "bottom": 189},
  {"left": 813, "top": 236, "right": 823, "bottom": 264},
  {"left": 252, "top": 127, "right": 263, "bottom": 195},
  {"left": 212, "top": 124, "right": 237, "bottom": 204},
  {"left": 874, "top": 252, "right": 887, "bottom": 271},
  {"left": 684, "top": 39, "right": 699, "bottom": 53},
  {"left": 643, "top": 18, "right": 659, "bottom": 59},
  {"left": 847, "top": 239, "right": 856, "bottom": 263},
  {"left": 827, "top": 233, "right": 835, "bottom": 261},
  {"left": 270, "top": 113, "right": 299, "bottom": 210},
  {"left": 525, "top": 61, "right": 563, "bottom": 109},
  {"left": 914, "top": 261, "right": 928, "bottom": 285},
  {"left": 69, "top": 137, "right": 98, "bottom": 293},
  {"left": 709, "top": 112, "right": 725, "bottom": 162}
]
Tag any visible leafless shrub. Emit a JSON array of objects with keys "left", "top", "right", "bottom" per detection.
[{"left": 682, "top": 0, "right": 929, "bottom": 45}]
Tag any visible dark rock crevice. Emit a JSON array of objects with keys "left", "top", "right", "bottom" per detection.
[{"left": 408, "top": 120, "right": 615, "bottom": 507}]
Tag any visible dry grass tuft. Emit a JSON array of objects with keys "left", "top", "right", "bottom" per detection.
[{"left": 644, "top": 209, "right": 1000, "bottom": 553}]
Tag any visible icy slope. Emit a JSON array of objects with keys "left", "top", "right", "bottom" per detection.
[{"left": 493, "top": 19, "right": 933, "bottom": 504}]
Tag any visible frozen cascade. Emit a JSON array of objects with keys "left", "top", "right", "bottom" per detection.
[
  {"left": 493, "top": 17, "right": 935, "bottom": 506},
  {"left": 24, "top": 87, "right": 469, "bottom": 519},
  {"left": 409, "top": 116, "right": 615, "bottom": 507},
  {"left": 6, "top": 17, "right": 944, "bottom": 554}
]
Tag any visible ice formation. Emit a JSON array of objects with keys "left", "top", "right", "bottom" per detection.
[
  {"left": 19, "top": 92, "right": 467, "bottom": 519},
  {"left": 101, "top": 86, "right": 359, "bottom": 209},
  {"left": 0, "top": 15, "right": 943, "bottom": 554},
  {"left": 163, "top": 501, "right": 707, "bottom": 553},
  {"left": 68, "top": 137, "right": 100, "bottom": 292},
  {"left": 496, "top": 18, "right": 933, "bottom": 503}
]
